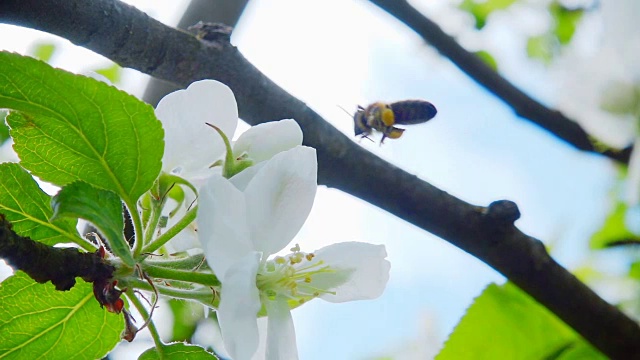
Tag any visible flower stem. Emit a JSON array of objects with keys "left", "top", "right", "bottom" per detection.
[
  {"left": 142, "top": 198, "right": 163, "bottom": 250},
  {"left": 142, "top": 263, "right": 220, "bottom": 287},
  {"left": 128, "top": 199, "right": 146, "bottom": 259},
  {"left": 125, "top": 288, "right": 165, "bottom": 357},
  {"left": 144, "top": 253, "right": 206, "bottom": 269},
  {"left": 141, "top": 206, "right": 198, "bottom": 255},
  {"left": 126, "top": 278, "right": 218, "bottom": 308}
]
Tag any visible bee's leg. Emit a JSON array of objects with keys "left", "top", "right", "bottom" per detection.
[
  {"left": 361, "top": 134, "right": 375, "bottom": 143},
  {"left": 387, "top": 127, "right": 405, "bottom": 139}
]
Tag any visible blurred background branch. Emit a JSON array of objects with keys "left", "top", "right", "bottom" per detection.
[{"left": 369, "top": 0, "right": 632, "bottom": 164}]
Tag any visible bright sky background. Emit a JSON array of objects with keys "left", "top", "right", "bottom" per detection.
[{"left": 0, "top": 1, "right": 624, "bottom": 359}]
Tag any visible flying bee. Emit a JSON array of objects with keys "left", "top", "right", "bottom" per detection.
[{"left": 354, "top": 100, "right": 437, "bottom": 143}]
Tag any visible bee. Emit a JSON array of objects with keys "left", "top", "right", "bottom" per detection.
[{"left": 354, "top": 100, "right": 437, "bottom": 143}]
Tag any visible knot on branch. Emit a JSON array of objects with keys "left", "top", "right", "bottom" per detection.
[
  {"left": 189, "top": 21, "right": 233, "bottom": 49},
  {"left": 482, "top": 200, "right": 520, "bottom": 228},
  {"left": 0, "top": 214, "right": 115, "bottom": 291}
]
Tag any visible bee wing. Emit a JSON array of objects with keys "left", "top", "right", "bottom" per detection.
[{"left": 390, "top": 100, "right": 437, "bottom": 125}]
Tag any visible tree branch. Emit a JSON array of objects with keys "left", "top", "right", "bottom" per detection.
[
  {"left": 141, "top": 0, "right": 249, "bottom": 107},
  {"left": 368, "top": 0, "right": 632, "bottom": 164},
  {"left": 0, "top": 214, "right": 114, "bottom": 291},
  {"left": 1, "top": 0, "right": 638, "bottom": 357}
]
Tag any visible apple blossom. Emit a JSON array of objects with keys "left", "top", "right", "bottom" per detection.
[
  {"left": 553, "top": 0, "right": 640, "bottom": 232},
  {"left": 197, "top": 145, "right": 391, "bottom": 360},
  {"left": 151, "top": 79, "right": 303, "bottom": 251}
]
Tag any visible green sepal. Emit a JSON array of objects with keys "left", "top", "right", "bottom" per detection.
[
  {"left": 51, "top": 181, "right": 134, "bottom": 266},
  {"left": 157, "top": 173, "right": 195, "bottom": 204},
  {"left": 206, "top": 123, "right": 254, "bottom": 178}
]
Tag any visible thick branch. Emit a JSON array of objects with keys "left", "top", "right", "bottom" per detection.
[
  {"left": 141, "top": 0, "right": 249, "bottom": 107},
  {"left": 368, "top": 0, "right": 632, "bottom": 164},
  {"left": 0, "top": 214, "right": 114, "bottom": 290},
  {"left": 1, "top": 1, "right": 638, "bottom": 357}
]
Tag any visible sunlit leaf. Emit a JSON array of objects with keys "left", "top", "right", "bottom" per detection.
[
  {"left": 458, "top": 0, "right": 517, "bottom": 30},
  {"left": 0, "top": 271, "right": 124, "bottom": 359},
  {"left": 629, "top": 261, "right": 640, "bottom": 281},
  {"left": 0, "top": 51, "right": 164, "bottom": 205},
  {"left": 94, "top": 63, "right": 123, "bottom": 84},
  {"left": 436, "top": 282, "right": 604, "bottom": 359},
  {"left": 550, "top": 1, "right": 584, "bottom": 45},
  {"left": 139, "top": 343, "right": 218, "bottom": 360},
  {"left": 0, "top": 163, "right": 81, "bottom": 246},
  {"left": 591, "top": 202, "right": 640, "bottom": 248},
  {"left": 474, "top": 50, "right": 498, "bottom": 71},
  {"left": 29, "top": 42, "right": 56, "bottom": 63}
]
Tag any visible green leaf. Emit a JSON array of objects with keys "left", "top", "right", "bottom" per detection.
[
  {"left": 51, "top": 181, "right": 133, "bottom": 266},
  {"left": 0, "top": 51, "right": 164, "bottom": 205},
  {"left": 436, "top": 282, "right": 605, "bottom": 360},
  {"left": 29, "top": 42, "right": 57, "bottom": 63},
  {"left": 474, "top": 50, "right": 498, "bottom": 72},
  {"left": 139, "top": 343, "right": 218, "bottom": 360},
  {"left": 458, "top": 0, "right": 517, "bottom": 30},
  {"left": 0, "top": 163, "right": 82, "bottom": 247},
  {"left": 590, "top": 202, "right": 640, "bottom": 248},
  {"left": 94, "top": 63, "right": 123, "bottom": 84},
  {"left": 630, "top": 261, "right": 640, "bottom": 280},
  {"left": 0, "top": 271, "right": 124, "bottom": 360}
]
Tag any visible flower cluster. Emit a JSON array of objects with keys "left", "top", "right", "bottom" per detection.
[
  {"left": 155, "top": 80, "right": 390, "bottom": 359},
  {"left": 553, "top": 0, "right": 640, "bottom": 233}
]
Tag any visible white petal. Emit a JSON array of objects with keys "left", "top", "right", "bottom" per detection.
[
  {"left": 244, "top": 146, "right": 318, "bottom": 256},
  {"left": 229, "top": 162, "right": 266, "bottom": 192},
  {"left": 233, "top": 119, "right": 303, "bottom": 163},
  {"left": 197, "top": 174, "right": 253, "bottom": 277},
  {"left": 218, "top": 252, "right": 262, "bottom": 360},
  {"left": 163, "top": 221, "right": 200, "bottom": 253},
  {"left": 265, "top": 297, "right": 299, "bottom": 360},
  {"left": 311, "top": 242, "right": 390, "bottom": 303},
  {"left": 157, "top": 79, "right": 238, "bottom": 180}
]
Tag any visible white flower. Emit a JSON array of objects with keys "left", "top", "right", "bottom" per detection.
[
  {"left": 553, "top": 0, "right": 640, "bottom": 148},
  {"left": 197, "top": 146, "right": 390, "bottom": 360},
  {"left": 553, "top": 0, "right": 640, "bottom": 229},
  {"left": 157, "top": 79, "right": 239, "bottom": 182},
  {"left": 153, "top": 79, "right": 302, "bottom": 251},
  {"left": 196, "top": 146, "right": 390, "bottom": 360}
]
